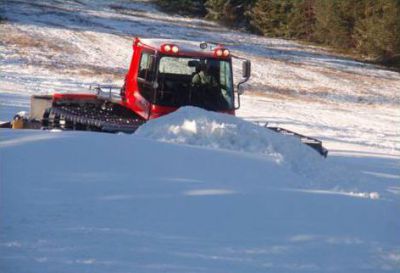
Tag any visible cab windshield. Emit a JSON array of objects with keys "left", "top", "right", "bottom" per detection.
[{"left": 155, "top": 56, "right": 234, "bottom": 110}]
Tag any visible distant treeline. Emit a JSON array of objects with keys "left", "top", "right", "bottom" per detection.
[{"left": 155, "top": 0, "right": 400, "bottom": 68}]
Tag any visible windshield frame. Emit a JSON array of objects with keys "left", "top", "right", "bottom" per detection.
[{"left": 148, "top": 54, "right": 235, "bottom": 111}]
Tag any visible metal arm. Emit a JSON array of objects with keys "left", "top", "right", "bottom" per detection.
[{"left": 232, "top": 56, "right": 251, "bottom": 110}]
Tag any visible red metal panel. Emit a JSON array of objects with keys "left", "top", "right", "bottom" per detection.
[
  {"left": 123, "top": 39, "right": 150, "bottom": 119},
  {"left": 53, "top": 93, "right": 97, "bottom": 101}
]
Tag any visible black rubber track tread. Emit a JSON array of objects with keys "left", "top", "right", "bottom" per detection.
[{"left": 43, "top": 103, "right": 145, "bottom": 133}]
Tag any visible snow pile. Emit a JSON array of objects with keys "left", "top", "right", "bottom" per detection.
[{"left": 136, "top": 106, "right": 322, "bottom": 173}]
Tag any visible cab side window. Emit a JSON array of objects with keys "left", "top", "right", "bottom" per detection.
[
  {"left": 138, "top": 52, "right": 155, "bottom": 82},
  {"left": 138, "top": 51, "right": 156, "bottom": 102}
]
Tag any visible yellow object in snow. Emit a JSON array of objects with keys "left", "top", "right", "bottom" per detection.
[{"left": 11, "top": 118, "right": 24, "bottom": 129}]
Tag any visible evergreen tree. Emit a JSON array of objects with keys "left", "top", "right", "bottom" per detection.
[
  {"left": 287, "top": 0, "right": 316, "bottom": 39},
  {"left": 204, "top": 0, "right": 226, "bottom": 21},
  {"left": 249, "top": 0, "right": 294, "bottom": 37},
  {"left": 156, "top": 0, "right": 206, "bottom": 16},
  {"left": 353, "top": 0, "right": 400, "bottom": 63},
  {"left": 154, "top": 0, "right": 400, "bottom": 67},
  {"left": 313, "top": 0, "right": 353, "bottom": 48},
  {"left": 205, "top": 0, "right": 255, "bottom": 28}
]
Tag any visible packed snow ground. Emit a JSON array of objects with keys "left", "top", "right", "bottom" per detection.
[
  {"left": 1, "top": 128, "right": 399, "bottom": 273},
  {"left": 1, "top": 0, "right": 399, "bottom": 155},
  {"left": 1, "top": 0, "right": 400, "bottom": 272}
]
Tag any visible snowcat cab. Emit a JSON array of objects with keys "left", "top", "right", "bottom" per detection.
[
  {"left": 0, "top": 37, "right": 327, "bottom": 157},
  {"left": 121, "top": 38, "right": 250, "bottom": 119}
]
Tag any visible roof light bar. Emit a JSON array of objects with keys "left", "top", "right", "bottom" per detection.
[
  {"left": 161, "top": 44, "right": 179, "bottom": 54},
  {"left": 172, "top": 45, "right": 179, "bottom": 53},
  {"left": 164, "top": 44, "right": 171, "bottom": 52},
  {"left": 214, "top": 48, "right": 230, "bottom": 58}
]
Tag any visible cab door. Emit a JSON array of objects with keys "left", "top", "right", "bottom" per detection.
[{"left": 137, "top": 51, "right": 157, "bottom": 103}]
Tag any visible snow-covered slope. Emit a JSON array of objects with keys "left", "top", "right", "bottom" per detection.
[
  {"left": 1, "top": 0, "right": 400, "bottom": 272},
  {"left": 1, "top": 0, "right": 399, "bottom": 155},
  {"left": 1, "top": 128, "right": 399, "bottom": 273}
]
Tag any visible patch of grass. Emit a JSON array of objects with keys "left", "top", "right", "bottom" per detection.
[
  {"left": 295, "top": 39, "right": 400, "bottom": 72},
  {"left": 1, "top": 31, "right": 76, "bottom": 53}
]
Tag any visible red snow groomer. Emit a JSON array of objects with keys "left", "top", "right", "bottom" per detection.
[{"left": 3, "top": 37, "right": 327, "bottom": 157}]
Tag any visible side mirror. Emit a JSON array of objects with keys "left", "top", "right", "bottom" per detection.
[
  {"left": 234, "top": 58, "right": 251, "bottom": 110},
  {"left": 242, "top": 60, "right": 251, "bottom": 79}
]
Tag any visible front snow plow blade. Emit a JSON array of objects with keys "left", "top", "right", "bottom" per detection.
[{"left": 265, "top": 124, "right": 328, "bottom": 157}]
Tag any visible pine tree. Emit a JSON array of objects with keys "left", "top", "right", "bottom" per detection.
[
  {"left": 353, "top": 0, "right": 400, "bottom": 63},
  {"left": 287, "top": 0, "right": 316, "bottom": 39},
  {"left": 155, "top": 0, "right": 400, "bottom": 68},
  {"left": 156, "top": 0, "right": 206, "bottom": 16},
  {"left": 205, "top": 0, "right": 227, "bottom": 21},
  {"left": 249, "top": 0, "right": 294, "bottom": 37},
  {"left": 313, "top": 0, "right": 353, "bottom": 48},
  {"left": 205, "top": 0, "right": 255, "bottom": 28}
]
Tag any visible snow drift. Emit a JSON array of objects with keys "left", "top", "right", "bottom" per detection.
[{"left": 136, "top": 106, "right": 322, "bottom": 175}]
